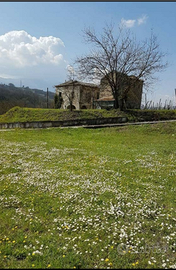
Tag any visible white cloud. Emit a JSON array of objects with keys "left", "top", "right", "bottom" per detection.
[
  {"left": 0, "top": 30, "right": 68, "bottom": 89},
  {"left": 137, "top": 15, "right": 148, "bottom": 25},
  {"left": 67, "top": 65, "right": 75, "bottom": 74},
  {"left": 120, "top": 15, "right": 148, "bottom": 28},
  {"left": 0, "top": 30, "right": 65, "bottom": 67},
  {"left": 0, "top": 73, "right": 18, "bottom": 79},
  {"left": 120, "top": 18, "right": 136, "bottom": 28}
]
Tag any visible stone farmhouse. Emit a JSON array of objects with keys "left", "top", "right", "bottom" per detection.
[
  {"left": 55, "top": 73, "right": 143, "bottom": 110},
  {"left": 97, "top": 73, "right": 144, "bottom": 109},
  {"left": 55, "top": 80, "right": 99, "bottom": 110}
]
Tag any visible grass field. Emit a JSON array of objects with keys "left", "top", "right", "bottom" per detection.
[{"left": 0, "top": 123, "right": 176, "bottom": 269}]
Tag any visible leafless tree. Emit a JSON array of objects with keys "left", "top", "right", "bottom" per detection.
[
  {"left": 74, "top": 23, "right": 168, "bottom": 110},
  {"left": 63, "top": 65, "right": 76, "bottom": 111}
]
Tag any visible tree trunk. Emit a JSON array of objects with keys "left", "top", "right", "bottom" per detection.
[
  {"left": 119, "top": 98, "right": 125, "bottom": 111},
  {"left": 70, "top": 100, "right": 73, "bottom": 111},
  {"left": 114, "top": 97, "right": 119, "bottom": 109}
]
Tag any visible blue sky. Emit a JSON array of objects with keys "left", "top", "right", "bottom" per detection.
[{"left": 0, "top": 2, "right": 176, "bottom": 105}]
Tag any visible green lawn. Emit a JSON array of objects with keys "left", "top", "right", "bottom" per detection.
[{"left": 0, "top": 123, "right": 176, "bottom": 269}]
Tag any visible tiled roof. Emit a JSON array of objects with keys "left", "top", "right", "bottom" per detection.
[{"left": 55, "top": 80, "right": 99, "bottom": 88}]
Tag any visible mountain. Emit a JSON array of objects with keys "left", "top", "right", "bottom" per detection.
[{"left": 0, "top": 83, "right": 55, "bottom": 115}]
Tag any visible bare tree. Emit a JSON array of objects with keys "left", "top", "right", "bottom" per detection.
[
  {"left": 74, "top": 23, "right": 168, "bottom": 110},
  {"left": 63, "top": 65, "right": 76, "bottom": 111}
]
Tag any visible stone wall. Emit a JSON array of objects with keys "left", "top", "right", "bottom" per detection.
[
  {"left": 125, "top": 79, "right": 143, "bottom": 109},
  {"left": 0, "top": 117, "right": 128, "bottom": 129},
  {"left": 55, "top": 83, "right": 99, "bottom": 110},
  {"left": 80, "top": 85, "right": 99, "bottom": 109},
  {"left": 99, "top": 78, "right": 112, "bottom": 99},
  {"left": 99, "top": 73, "right": 143, "bottom": 109},
  {"left": 56, "top": 84, "right": 81, "bottom": 109}
]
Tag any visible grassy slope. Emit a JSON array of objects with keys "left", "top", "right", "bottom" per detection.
[
  {"left": 1, "top": 106, "right": 176, "bottom": 124},
  {"left": 0, "top": 106, "right": 127, "bottom": 123},
  {"left": 0, "top": 122, "right": 176, "bottom": 268}
]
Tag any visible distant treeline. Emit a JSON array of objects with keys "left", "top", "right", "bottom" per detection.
[{"left": 0, "top": 83, "right": 55, "bottom": 115}]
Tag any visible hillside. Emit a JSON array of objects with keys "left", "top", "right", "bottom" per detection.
[{"left": 0, "top": 83, "right": 55, "bottom": 115}]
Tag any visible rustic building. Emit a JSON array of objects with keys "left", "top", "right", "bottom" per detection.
[
  {"left": 55, "top": 73, "right": 143, "bottom": 110},
  {"left": 55, "top": 80, "right": 99, "bottom": 110},
  {"left": 97, "top": 72, "right": 143, "bottom": 109}
]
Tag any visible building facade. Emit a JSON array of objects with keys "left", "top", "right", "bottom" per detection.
[
  {"left": 55, "top": 80, "right": 99, "bottom": 110},
  {"left": 97, "top": 72, "right": 143, "bottom": 109},
  {"left": 55, "top": 73, "right": 143, "bottom": 110}
]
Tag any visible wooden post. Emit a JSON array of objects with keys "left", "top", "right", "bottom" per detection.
[{"left": 47, "top": 87, "right": 49, "bottom": 108}]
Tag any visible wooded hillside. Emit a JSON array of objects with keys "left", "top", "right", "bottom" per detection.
[{"left": 0, "top": 83, "right": 55, "bottom": 115}]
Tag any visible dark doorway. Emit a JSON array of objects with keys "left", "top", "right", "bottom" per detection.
[
  {"left": 67, "top": 105, "right": 76, "bottom": 110},
  {"left": 81, "top": 105, "right": 87, "bottom": 109}
]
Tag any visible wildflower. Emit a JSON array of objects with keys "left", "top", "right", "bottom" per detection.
[
  {"left": 47, "top": 264, "right": 51, "bottom": 268},
  {"left": 32, "top": 264, "right": 35, "bottom": 267},
  {"left": 105, "top": 258, "right": 109, "bottom": 262},
  {"left": 63, "top": 255, "right": 65, "bottom": 258},
  {"left": 12, "top": 240, "right": 15, "bottom": 243},
  {"left": 32, "top": 250, "right": 43, "bottom": 256}
]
